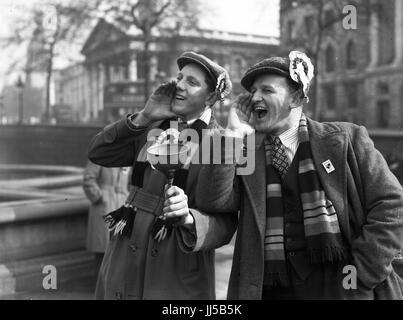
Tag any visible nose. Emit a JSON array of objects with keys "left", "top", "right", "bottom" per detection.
[
  {"left": 251, "top": 91, "right": 262, "bottom": 103},
  {"left": 176, "top": 78, "right": 185, "bottom": 92}
]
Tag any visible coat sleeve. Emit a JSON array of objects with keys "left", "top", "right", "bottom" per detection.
[
  {"left": 184, "top": 135, "right": 242, "bottom": 252},
  {"left": 177, "top": 208, "right": 238, "bottom": 252},
  {"left": 349, "top": 125, "right": 403, "bottom": 289},
  {"left": 195, "top": 131, "right": 243, "bottom": 213},
  {"left": 83, "top": 161, "right": 103, "bottom": 205},
  {"left": 88, "top": 115, "right": 148, "bottom": 167},
  {"left": 196, "top": 164, "right": 241, "bottom": 213}
]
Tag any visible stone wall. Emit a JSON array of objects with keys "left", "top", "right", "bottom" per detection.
[{"left": 0, "top": 124, "right": 102, "bottom": 167}]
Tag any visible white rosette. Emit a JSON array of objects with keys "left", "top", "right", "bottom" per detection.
[
  {"left": 289, "top": 51, "right": 314, "bottom": 102},
  {"left": 216, "top": 71, "right": 232, "bottom": 101}
]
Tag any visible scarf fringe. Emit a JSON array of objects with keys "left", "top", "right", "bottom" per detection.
[
  {"left": 103, "top": 205, "right": 136, "bottom": 238},
  {"left": 307, "top": 246, "right": 347, "bottom": 264}
]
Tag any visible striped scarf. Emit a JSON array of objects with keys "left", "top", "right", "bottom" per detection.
[
  {"left": 104, "top": 118, "right": 208, "bottom": 238},
  {"left": 264, "top": 114, "right": 347, "bottom": 287}
]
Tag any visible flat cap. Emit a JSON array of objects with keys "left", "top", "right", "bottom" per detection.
[
  {"left": 177, "top": 51, "right": 232, "bottom": 100},
  {"left": 241, "top": 56, "right": 293, "bottom": 92},
  {"left": 241, "top": 51, "right": 315, "bottom": 102}
]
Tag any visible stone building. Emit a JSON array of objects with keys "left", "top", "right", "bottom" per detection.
[
  {"left": 54, "top": 18, "right": 279, "bottom": 124},
  {"left": 280, "top": 0, "right": 403, "bottom": 129}
]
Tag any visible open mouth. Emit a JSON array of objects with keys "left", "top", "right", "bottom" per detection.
[
  {"left": 253, "top": 106, "right": 268, "bottom": 119},
  {"left": 175, "top": 94, "right": 186, "bottom": 101}
]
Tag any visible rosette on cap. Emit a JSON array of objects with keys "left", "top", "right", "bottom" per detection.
[{"left": 289, "top": 51, "right": 314, "bottom": 102}]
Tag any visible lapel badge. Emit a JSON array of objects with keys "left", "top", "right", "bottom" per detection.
[{"left": 322, "top": 160, "right": 335, "bottom": 174}]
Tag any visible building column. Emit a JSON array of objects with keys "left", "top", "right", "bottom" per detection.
[
  {"left": 368, "top": 3, "right": 379, "bottom": 68},
  {"left": 98, "top": 64, "right": 104, "bottom": 113},
  {"left": 129, "top": 53, "right": 138, "bottom": 81},
  {"left": 393, "top": 0, "right": 403, "bottom": 65},
  {"left": 92, "top": 64, "right": 98, "bottom": 119},
  {"left": 150, "top": 54, "right": 158, "bottom": 82}
]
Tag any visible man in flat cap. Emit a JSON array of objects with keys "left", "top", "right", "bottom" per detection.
[
  {"left": 196, "top": 51, "right": 403, "bottom": 299},
  {"left": 88, "top": 51, "right": 236, "bottom": 299}
]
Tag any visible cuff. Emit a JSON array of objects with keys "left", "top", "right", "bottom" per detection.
[
  {"left": 177, "top": 210, "right": 197, "bottom": 252},
  {"left": 125, "top": 113, "right": 148, "bottom": 133}
]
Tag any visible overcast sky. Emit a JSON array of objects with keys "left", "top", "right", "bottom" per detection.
[{"left": 0, "top": 0, "right": 280, "bottom": 89}]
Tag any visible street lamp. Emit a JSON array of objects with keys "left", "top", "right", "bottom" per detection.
[{"left": 16, "top": 76, "right": 25, "bottom": 125}]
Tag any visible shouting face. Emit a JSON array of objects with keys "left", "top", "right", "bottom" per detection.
[
  {"left": 249, "top": 74, "right": 300, "bottom": 135},
  {"left": 171, "top": 64, "right": 214, "bottom": 121}
]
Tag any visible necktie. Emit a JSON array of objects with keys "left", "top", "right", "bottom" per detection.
[
  {"left": 178, "top": 118, "right": 188, "bottom": 132},
  {"left": 268, "top": 136, "right": 289, "bottom": 179}
]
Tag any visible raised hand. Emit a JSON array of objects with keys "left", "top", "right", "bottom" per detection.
[
  {"left": 225, "top": 93, "right": 255, "bottom": 138},
  {"left": 137, "top": 81, "right": 178, "bottom": 125}
]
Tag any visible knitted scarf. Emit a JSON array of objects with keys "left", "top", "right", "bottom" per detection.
[
  {"left": 264, "top": 114, "right": 347, "bottom": 287},
  {"left": 104, "top": 118, "right": 208, "bottom": 238}
]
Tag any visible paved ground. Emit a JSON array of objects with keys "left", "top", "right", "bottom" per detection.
[{"left": 2, "top": 239, "right": 235, "bottom": 300}]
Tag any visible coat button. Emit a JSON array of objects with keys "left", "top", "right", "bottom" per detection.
[
  {"left": 289, "top": 251, "right": 295, "bottom": 257},
  {"left": 151, "top": 248, "right": 158, "bottom": 257},
  {"left": 286, "top": 238, "right": 292, "bottom": 243},
  {"left": 129, "top": 244, "right": 138, "bottom": 252},
  {"left": 115, "top": 292, "right": 123, "bottom": 300}
]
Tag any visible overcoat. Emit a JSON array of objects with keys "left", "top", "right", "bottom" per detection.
[
  {"left": 196, "top": 118, "right": 403, "bottom": 299},
  {"left": 88, "top": 116, "right": 237, "bottom": 300},
  {"left": 83, "top": 160, "right": 130, "bottom": 253}
]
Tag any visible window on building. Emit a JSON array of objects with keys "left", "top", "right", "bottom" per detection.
[
  {"left": 136, "top": 52, "right": 147, "bottom": 80},
  {"left": 323, "top": 9, "right": 336, "bottom": 28},
  {"left": 401, "top": 84, "right": 403, "bottom": 127},
  {"left": 377, "top": 100, "right": 390, "bottom": 128},
  {"left": 345, "top": 82, "right": 358, "bottom": 109},
  {"left": 378, "top": 1, "right": 395, "bottom": 65},
  {"left": 304, "top": 15, "right": 315, "bottom": 35},
  {"left": 124, "top": 65, "right": 130, "bottom": 80},
  {"left": 157, "top": 51, "right": 171, "bottom": 75},
  {"left": 346, "top": 40, "right": 357, "bottom": 69},
  {"left": 287, "top": 20, "right": 295, "bottom": 42},
  {"left": 377, "top": 82, "right": 389, "bottom": 95},
  {"left": 324, "top": 85, "right": 336, "bottom": 111},
  {"left": 105, "top": 64, "right": 110, "bottom": 83},
  {"left": 325, "top": 45, "right": 336, "bottom": 72},
  {"left": 234, "top": 58, "right": 244, "bottom": 80}
]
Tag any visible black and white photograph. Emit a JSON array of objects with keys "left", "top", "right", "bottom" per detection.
[{"left": 0, "top": 0, "right": 402, "bottom": 305}]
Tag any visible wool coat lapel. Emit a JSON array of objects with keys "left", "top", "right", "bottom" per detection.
[
  {"left": 240, "top": 132, "right": 267, "bottom": 240},
  {"left": 239, "top": 120, "right": 351, "bottom": 244},
  {"left": 307, "top": 118, "right": 349, "bottom": 239}
]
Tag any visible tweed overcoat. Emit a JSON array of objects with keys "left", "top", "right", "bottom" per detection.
[{"left": 196, "top": 118, "right": 403, "bottom": 299}]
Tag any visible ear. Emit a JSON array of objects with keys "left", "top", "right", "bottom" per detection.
[
  {"left": 205, "top": 91, "right": 218, "bottom": 107},
  {"left": 289, "top": 91, "right": 302, "bottom": 109}
]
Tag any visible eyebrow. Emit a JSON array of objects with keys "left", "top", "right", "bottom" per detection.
[{"left": 251, "top": 84, "right": 276, "bottom": 91}]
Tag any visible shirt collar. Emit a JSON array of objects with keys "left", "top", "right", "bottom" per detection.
[
  {"left": 278, "top": 123, "right": 299, "bottom": 149},
  {"left": 185, "top": 107, "right": 212, "bottom": 126}
]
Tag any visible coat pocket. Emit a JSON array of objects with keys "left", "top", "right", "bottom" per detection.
[
  {"left": 180, "top": 251, "right": 200, "bottom": 276},
  {"left": 374, "top": 268, "right": 403, "bottom": 300}
]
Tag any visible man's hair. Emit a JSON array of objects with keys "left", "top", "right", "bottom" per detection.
[
  {"left": 286, "top": 78, "right": 306, "bottom": 105},
  {"left": 204, "top": 77, "right": 215, "bottom": 92}
]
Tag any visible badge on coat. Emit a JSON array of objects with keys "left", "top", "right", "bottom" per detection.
[{"left": 322, "top": 160, "right": 335, "bottom": 173}]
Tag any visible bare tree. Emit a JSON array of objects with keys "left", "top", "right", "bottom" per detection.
[
  {"left": 99, "top": 0, "right": 204, "bottom": 101},
  {"left": 2, "top": 0, "right": 101, "bottom": 123}
]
